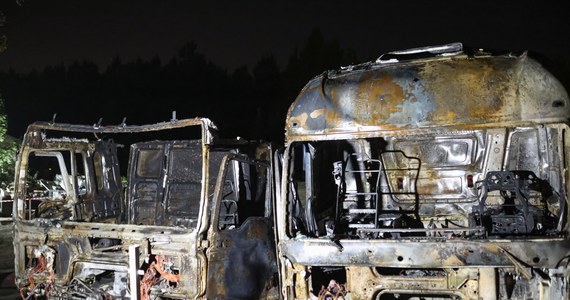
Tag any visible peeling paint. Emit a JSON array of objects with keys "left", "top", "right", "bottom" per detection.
[
  {"left": 285, "top": 49, "right": 569, "bottom": 144},
  {"left": 12, "top": 118, "right": 278, "bottom": 299},
  {"left": 278, "top": 43, "right": 570, "bottom": 300}
]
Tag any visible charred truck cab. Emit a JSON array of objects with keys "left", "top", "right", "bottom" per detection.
[
  {"left": 276, "top": 43, "right": 570, "bottom": 299},
  {"left": 12, "top": 117, "right": 278, "bottom": 299}
]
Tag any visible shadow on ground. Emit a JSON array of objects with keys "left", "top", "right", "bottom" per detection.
[{"left": 0, "top": 222, "right": 17, "bottom": 299}]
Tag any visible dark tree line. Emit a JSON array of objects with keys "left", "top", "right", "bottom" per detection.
[
  {"left": 3, "top": 26, "right": 568, "bottom": 145},
  {"left": 0, "top": 28, "right": 358, "bottom": 144}
]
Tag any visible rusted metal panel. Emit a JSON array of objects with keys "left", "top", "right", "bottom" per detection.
[
  {"left": 205, "top": 152, "right": 279, "bottom": 299},
  {"left": 277, "top": 43, "right": 570, "bottom": 300},
  {"left": 12, "top": 116, "right": 278, "bottom": 299},
  {"left": 286, "top": 46, "right": 570, "bottom": 144},
  {"left": 27, "top": 117, "right": 216, "bottom": 136},
  {"left": 279, "top": 238, "right": 570, "bottom": 268},
  {"left": 206, "top": 218, "right": 277, "bottom": 299}
]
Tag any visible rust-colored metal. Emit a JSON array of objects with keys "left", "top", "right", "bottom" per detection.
[
  {"left": 12, "top": 116, "right": 278, "bottom": 299},
  {"left": 285, "top": 47, "right": 569, "bottom": 144},
  {"left": 277, "top": 43, "right": 570, "bottom": 300}
]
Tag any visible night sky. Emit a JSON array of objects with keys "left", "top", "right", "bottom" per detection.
[
  {"left": 1, "top": 0, "right": 569, "bottom": 73},
  {"left": 0, "top": 0, "right": 569, "bottom": 139}
]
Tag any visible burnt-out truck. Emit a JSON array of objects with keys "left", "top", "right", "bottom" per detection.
[
  {"left": 12, "top": 116, "right": 279, "bottom": 299},
  {"left": 275, "top": 43, "right": 570, "bottom": 299}
]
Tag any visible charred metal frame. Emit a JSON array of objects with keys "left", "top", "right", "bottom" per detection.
[
  {"left": 12, "top": 117, "right": 278, "bottom": 299},
  {"left": 276, "top": 43, "right": 570, "bottom": 300}
]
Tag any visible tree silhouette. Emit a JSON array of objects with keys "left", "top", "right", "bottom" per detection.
[
  {"left": 0, "top": 11, "right": 6, "bottom": 54},
  {"left": 0, "top": 27, "right": 360, "bottom": 146},
  {"left": 0, "top": 95, "right": 18, "bottom": 189},
  {"left": 283, "top": 28, "right": 358, "bottom": 96},
  {"left": 251, "top": 55, "right": 281, "bottom": 139}
]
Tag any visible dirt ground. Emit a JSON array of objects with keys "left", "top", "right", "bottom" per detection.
[{"left": 0, "top": 221, "right": 18, "bottom": 299}]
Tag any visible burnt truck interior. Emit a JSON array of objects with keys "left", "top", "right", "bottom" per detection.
[
  {"left": 285, "top": 127, "right": 568, "bottom": 299},
  {"left": 13, "top": 117, "right": 278, "bottom": 299},
  {"left": 279, "top": 43, "right": 570, "bottom": 299},
  {"left": 21, "top": 126, "right": 209, "bottom": 225},
  {"left": 287, "top": 128, "right": 565, "bottom": 240}
]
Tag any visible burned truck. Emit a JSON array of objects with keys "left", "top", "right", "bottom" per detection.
[
  {"left": 275, "top": 43, "right": 570, "bottom": 299},
  {"left": 12, "top": 117, "right": 279, "bottom": 299}
]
